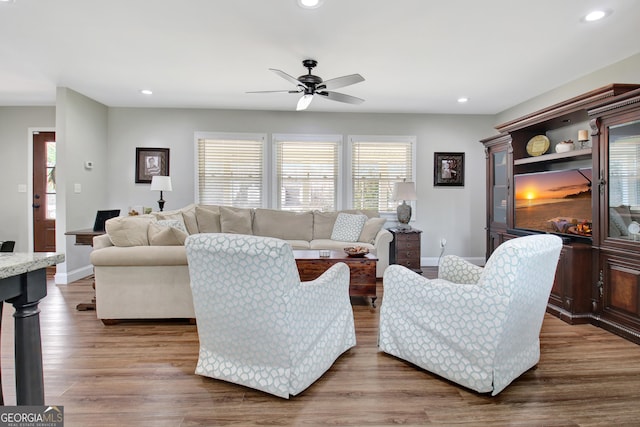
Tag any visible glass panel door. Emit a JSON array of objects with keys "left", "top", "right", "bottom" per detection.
[
  {"left": 608, "top": 119, "right": 640, "bottom": 240},
  {"left": 492, "top": 150, "right": 508, "bottom": 225}
]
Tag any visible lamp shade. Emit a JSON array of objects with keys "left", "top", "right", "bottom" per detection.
[
  {"left": 150, "top": 175, "right": 172, "bottom": 192},
  {"left": 392, "top": 181, "right": 416, "bottom": 201}
]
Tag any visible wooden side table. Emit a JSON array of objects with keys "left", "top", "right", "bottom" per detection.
[
  {"left": 388, "top": 227, "right": 423, "bottom": 274},
  {"left": 65, "top": 228, "right": 105, "bottom": 311}
]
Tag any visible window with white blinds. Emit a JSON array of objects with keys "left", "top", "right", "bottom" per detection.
[
  {"left": 273, "top": 134, "right": 341, "bottom": 211},
  {"left": 350, "top": 136, "right": 415, "bottom": 214},
  {"left": 195, "top": 133, "right": 266, "bottom": 208}
]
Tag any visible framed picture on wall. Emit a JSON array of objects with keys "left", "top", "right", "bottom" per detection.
[
  {"left": 434, "top": 152, "right": 464, "bottom": 187},
  {"left": 135, "top": 147, "right": 170, "bottom": 184}
]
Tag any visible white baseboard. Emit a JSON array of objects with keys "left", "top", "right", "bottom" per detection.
[
  {"left": 422, "top": 256, "right": 486, "bottom": 267},
  {"left": 55, "top": 264, "right": 94, "bottom": 285}
]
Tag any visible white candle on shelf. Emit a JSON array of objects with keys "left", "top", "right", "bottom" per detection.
[{"left": 578, "top": 130, "right": 589, "bottom": 141}]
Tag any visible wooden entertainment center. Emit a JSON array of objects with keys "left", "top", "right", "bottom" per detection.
[{"left": 481, "top": 84, "right": 640, "bottom": 344}]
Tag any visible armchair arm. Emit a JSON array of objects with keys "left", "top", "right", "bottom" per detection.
[
  {"left": 438, "top": 255, "right": 483, "bottom": 284},
  {"left": 289, "top": 262, "right": 351, "bottom": 329}
]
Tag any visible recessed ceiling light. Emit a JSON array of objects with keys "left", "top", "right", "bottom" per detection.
[
  {"left": 457, "top": 97, "right": 469, "bottom": 103},
  {"left": 584, "top": 9, "right": 610, "bottom": 22},
  {"left": 297, "top": 0, "right": 323, "bottom": 9},
  {"left": 140, "top": 89, "right": 153, "bottom": 95}
]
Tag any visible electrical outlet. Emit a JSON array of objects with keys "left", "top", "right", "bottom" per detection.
[{"left": 440, "top": 238, "right": 447, "bottom": 248}]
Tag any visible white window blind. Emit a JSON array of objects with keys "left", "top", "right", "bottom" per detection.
[
  {"left": 350, "top": 136, "right": 415, "bottom": 213},
  {"left": 274, "top": 135, "right": 340, "bottom": 211},
  {"left": 609, "top": 130, "right": 640, "bottom": 207},
  {"left": 196, "top": 133, "right": 265, "bottom": 208}
]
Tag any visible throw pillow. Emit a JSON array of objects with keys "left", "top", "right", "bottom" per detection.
[
  {"left": 180, "top": 205, "right": 199, "bottom": 234},
  {"left": 313, "top": 211, "right": 339, "bottom": 239},
  {"left": 609, "top": 206, "right": 630, "bottom": 236},
  {"left": 219, "top": 206, "right": 253, "bottom": 235},
  {"left": 195, "top": 206, "right": 221, "bottom": 233},
  {"left": 148, "top": 221, "right": 188, "bottom": 246},
  {"left": 331, "top": 213, "right": 368, "bottom": 242},
  {"left": 358, "top": 217, "right": 386, "bottom": 244},
  {"left": 105, "top": 215, "right": 154, "bottom": 247},
  {"left": 156, "top": 219, "right": 187, "bottom": 233}
]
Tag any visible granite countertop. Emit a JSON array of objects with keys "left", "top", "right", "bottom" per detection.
[{"left": 0, "top": 252, "right": 65, "bottom": 279}]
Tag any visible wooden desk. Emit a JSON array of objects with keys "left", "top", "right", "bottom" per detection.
[
  {"left": 65, "top": 229, "right": 104, "bottom": 311},
  {"left": 0, "top": 252, "right": 64, "bottom": 405},
  {"left": 66, "top": 228, "right": 104, "bottom": 246}
]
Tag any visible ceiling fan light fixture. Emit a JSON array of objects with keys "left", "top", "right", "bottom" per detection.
[
  {"left": 583, "top": 9, "right": 611, "bottom": 22},
  {"left": 296, "top": 94, "right": 314, "bottom": 111}
]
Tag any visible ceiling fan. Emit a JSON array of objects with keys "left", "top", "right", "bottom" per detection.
[{"left": 248, "top": 59, "right": 365, "bottom": 111}]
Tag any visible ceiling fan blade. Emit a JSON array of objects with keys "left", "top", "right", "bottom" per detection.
[
  {"left": 269, "top": 68, "right": 302, "bottom": 86},
  {"left": 246, "top": 89, "right": 302, "bottom": 94},
  {"left": 319, "top": 74, "right": 364, "bottom": 90},
  {"left": 318, "top": 91, "right": 364, "bottom": 105},
  {"left": 296, "top": 94, "right": 314, "bottom": 111}
]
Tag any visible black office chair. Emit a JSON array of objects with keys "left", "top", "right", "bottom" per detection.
[{"left": 0, "top": 241, "right": 15, "bottom": 252}]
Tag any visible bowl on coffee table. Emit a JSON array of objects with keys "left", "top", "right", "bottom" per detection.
[{"left": 343, "top": 246, "right": 369, "bottom": 257}]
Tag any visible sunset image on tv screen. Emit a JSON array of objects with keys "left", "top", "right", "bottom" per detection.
[{"left": 514, "top": 168, "right": 592, "bottom": 236}]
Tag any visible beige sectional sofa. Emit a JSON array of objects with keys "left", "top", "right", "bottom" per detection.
[{"left": 90, "top": 204, "right": 393, "bottom": 322}]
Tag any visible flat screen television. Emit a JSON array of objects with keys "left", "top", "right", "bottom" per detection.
[{"left": 513, "top": 168, "right": 592, "bottom": 239}]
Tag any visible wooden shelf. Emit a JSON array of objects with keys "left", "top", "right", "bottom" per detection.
[{"left": 514, "top": 147, "right": 592, "bottom": 166}]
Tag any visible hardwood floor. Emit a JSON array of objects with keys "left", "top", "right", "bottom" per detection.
[{"left": 2, "top": 268, "right": 640, "bottom": 426}]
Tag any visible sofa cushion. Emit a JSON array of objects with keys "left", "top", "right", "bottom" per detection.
[
  {"left": 105, "top": 215, "right": 155, "bottom": 247},
  {"left": 253, "top": 209, "right": 313, "bottom": 241},
  {"left": 331, "top": 213, "right": 368, "bottom": 242},
  {"left": 196, "top": 206, "right": 221, "bottom": 233},
  {"left": 358, "top": 217, "right": 387, "bottom": 244},
  {"left": 148, "top": 221, "right": 189, "bottom": 246},
  {"left": 219, "top": 206, "right": 253, "bottom": 234},
  {"left": 313, "top": 211, "right": 339, "bottom": 239},
  {"left": 287, "top": 240, "right": 312, "bottom": 250}
]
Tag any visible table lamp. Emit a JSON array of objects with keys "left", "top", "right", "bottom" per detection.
[
  {"left": 150, "top": 175, "right": 172, "bottom": 212},
  {"left": 393, "top": 181, "right": 416, "bottom": 229}
]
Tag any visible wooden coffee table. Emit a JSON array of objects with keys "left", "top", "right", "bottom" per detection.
[{"left": 293, "top": 250, "right": 378, "bottom": 306}]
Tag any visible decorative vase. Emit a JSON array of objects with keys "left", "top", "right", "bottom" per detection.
[{"left": 555, "top": 140, "right": 575, "bottom": 153}]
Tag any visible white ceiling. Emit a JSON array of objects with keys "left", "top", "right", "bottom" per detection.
[{"left": 1, "top": 0, "right": 639, "bottom": 114}]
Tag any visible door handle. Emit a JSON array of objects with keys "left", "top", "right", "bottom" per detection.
[{"left": 33, "top": 193, "right": 41, "bottom": 208}]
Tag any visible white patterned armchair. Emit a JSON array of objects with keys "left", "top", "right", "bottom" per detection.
[
  {"left": 185, "top": 233, "right": 356, "bottom": 398},
  {"left": 379, "top": 234, "right": 562, "bottom": 395}
]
